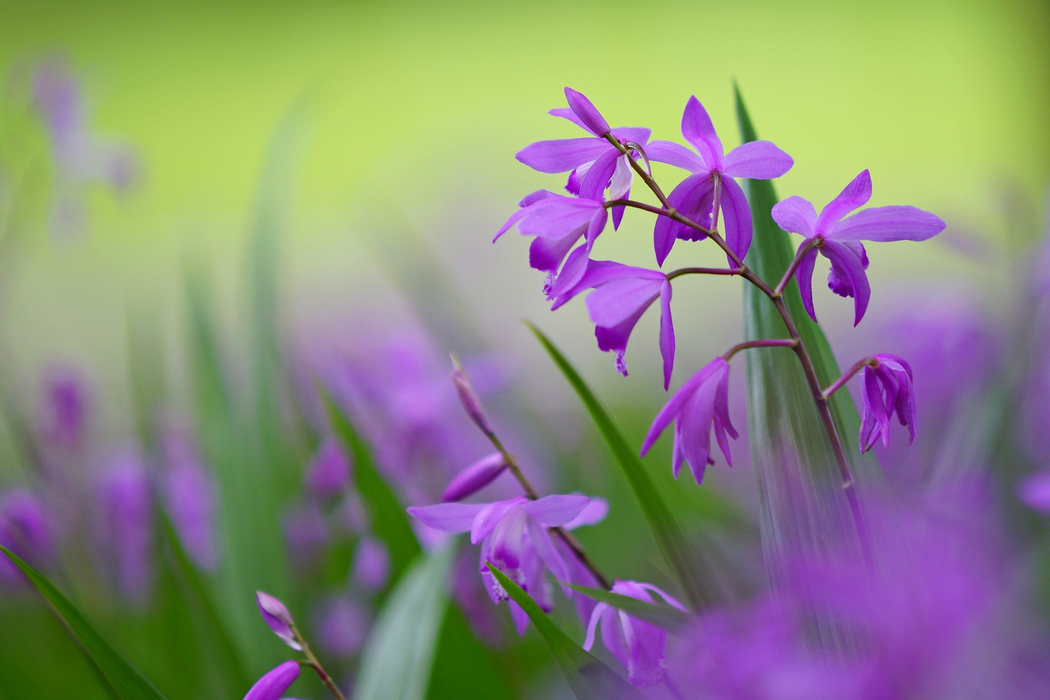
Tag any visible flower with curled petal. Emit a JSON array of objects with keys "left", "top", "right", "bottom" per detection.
[
  {"left": 516, "top": 87, "right": 650, "bottom": 229},
  {"left": 550, "top": 259, "right": 675, "bottom": 389},
  {"left": 640, "top": 358, "right": 737, "bottom": 484},
  {"left": 771, "top": 170, "right": 945, "bottom": 325},
  {"left": 646, "top": 96, "right": 793, "bottom": 266},
  {"left": 859, "top": 353, "right": 916, "bottom": 452}
]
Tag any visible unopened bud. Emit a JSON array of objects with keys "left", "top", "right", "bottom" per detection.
[
  {"left": 450, "top": 355, "right": 494, "bottom": 436},
  {"left": 441, "top": 452, "right": 507, "bottom": 502},
  {"left": 244, "top": 660, "right": 301, "bottom": 700},
  {"left": 256, "top": 591, "right": 302, "bottom": 651}
]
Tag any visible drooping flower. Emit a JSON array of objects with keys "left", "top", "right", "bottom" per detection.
[
  {"left": 441, "top": 452, "right": 507, "bottom": 502},
  {"left": 582, "top": 580, "right": 687, "bottom": 687},
  {"left": 551, "top": 260, "right": 675, "bottom": 389},
  {"left": 516, "top": 87, "right": 650, "bottom": 228},
  {"left": 244, "top": 660, "right": 301, "bottom": 700},
  {"left": 859, "top": 353, "right": 916, "bottom": 452},
  {"left": 0, "top": 489, "right": 54, "bottom": 588},
  {"left": 304, "top": 435, "right": 352, "bottom": 497},
  {"left": 771, "top": 170, "right": 945, "bottom": 325},
  {"left": 495, "top": 190, "right": 608, "bottom": 297},
  {"left": 256, "top": 591, "right": 302, "bottom": 651},
  {"left": 408, "top": 494, "right": 591, "bottom": 635},
  {"left": 640, "top": 358, "right": 737, "bottom": 484},
  {"left": 647, "top": 96, "right": 794, "bottom": 266}
]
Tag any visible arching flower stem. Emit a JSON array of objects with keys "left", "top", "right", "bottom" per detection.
[
  {"left": 666, "top": 266, "right": 744, "bottom": 280},
  {"left": 774, "top": 237, "right": 821, "bottom": 295},
  {"left": 822, "top": 357, "right": 877, "bottom": 401},
  {"left": 290, "top": 624, "right": 347, "bottom": 700},
  {"left": 721, "top": 338, "right": 798, "bottom": 362}
]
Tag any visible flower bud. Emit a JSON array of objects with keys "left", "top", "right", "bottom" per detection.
[
  {"left": 244, "top": 660, "right": 300, "bottom": 700},
  {"left": 441, "top": 452, "right": 507, "bottom": 502},
  {"left": 450, "top": 355, "right": 494, "bottom": 436},
  {"left": 564, "top": 87, "right": 611, "bottom": 137},
  {"left": 305, "top": 436, "right": 352, "bottom": 497},
  {"left": 256, "top": 591, "right": 302, "bottom": 651}
]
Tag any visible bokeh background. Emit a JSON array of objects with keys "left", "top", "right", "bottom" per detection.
[{"left": 0, "top": 0, "right": 1048, "bottom": 698}]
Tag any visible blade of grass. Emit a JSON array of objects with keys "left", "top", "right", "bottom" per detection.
[
  {"left": 0, "top": 545, "right": 168, "bottom": 700},
  {"left": 526, "top": 322, "right": 712, "bottom": 610},
  {"left": 486, "top": 564, "right": 645, "bottom": 700},
  {"left": 565, "top": 584, "right": 690, "bottom": 632}
]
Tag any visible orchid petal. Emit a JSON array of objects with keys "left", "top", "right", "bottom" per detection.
[
  {"left": 822, "top": 239, "right": 871, "bottom": 325},
  {"left": 720, "top": 175, "right": 753, "bottom": 263},
  {"left": 815, "top": 169, "right": 872, "bottom": 234},
  {"left": 521, "top": 494, "right": 590, "bottom": 527},
  {"left": 441, "top": 452, "right": 507, "bottom": 502},
  {"left": 653, "top": 172, "right": 715, "bottom": 266},
  {"left": 585, "top": 277, "right": 663, "bottom": 328},
  {"left": 526, "top": 517, "right": 569, "bottom": 585},
  {"left": 832, "top": 205, "right": 946, "bottom": 242},
  {"left": 407, "top": 502, "right": 486, "bottom": 534},
  {"left": 549, "top": 107, "right": 590, "bottom": 132},
  {"left": 565, "top": 87, "right": 611, "bottom": 137},
  {"left": 515, "top": 138, "right": 611, "bottom": 174},
  {"left": 645, "top": 140, "right": 705, "bottom": 172},
  {"left": 470, "top": 498, "right": 526, "bottom": 544},
  {"left": 578, "top": 147, "right": 619, "bottom": 201},
  {"left": 771, "top": 196, "right": 818, "bottom": 238},
  {"left": 680, "top": 96, "right": 724, "bottom": 170},
  {"left": 658, "top": 281, "right": 675, "bottom": 390},
  {"left": 723, "top": 140, "right": 793, "bottom": 180},
  {"left": 563, "top": 497, "right": 610, "bottom": 530},
  {"left": 794, "top": 248, "right": 819, "bottom": 322}
]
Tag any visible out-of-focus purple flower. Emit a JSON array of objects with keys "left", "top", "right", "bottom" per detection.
[
  {"left": 351, "top": 535, "right": 390, "bottom": 592},
  {"left": 283, "top": 503, "right": 328, "bottom": 574},
  {"left": 551, "top": 259, "right": 675, "bottom": 388},
  {"left": 582, "top": 580, "right": 686, "bottom": 688},
  {"left": 408, "top": 494, "right": 590, "bottom": 635},
  {"left": 315, "top": 596, "right": 369, "bottom": 658},
  {"left": 93, "top": 449, "right": 152, "bottom": 603},
  {"left": 1019, "top": 470, "right": 1050, "bottom": 512},
  {"left": 305, "top": 436, "right": 352, "bottom": 497},
  {"left": 244, "top": 660, "right": 300, "bottom": 700},
  {"left": 516, "top": 87, "right": 650, "bottom": 229},
  {"left": 495, "top": 190, "right": 608, "bottom": 297},
  {"left": 0, "top": 489, "right": 54, "bottom": 588},
  {"left": 859, "top": 354, "right": 916, "bottom": 453},
  {"left": 161, "top": 460, "right": 218, "bottom": 570},
  {"left": 640, "top": 358, "right": 737, "bottom": 484},
  {"left": 451, "top": 548, "right": 504, "bottom": 645},
  {"left": 647, "top": 96, "right": 793, "bottom": 266},
  {"left": 771, "top": 170, "right": 945, "bottom": 325},
  {"left": 31, "top": 58, "right": 139, "bottom": 240},
  {"left": 256, "top": 591, "right": 301, "bottom": 651},
  {"left": 441, "top": 452, "right": 507, "bottom": 502},
  {"left": 450, "top": 356, "right": 494, "bottom": 436},
  {"left": 38, "top": 364, "right": 91, "bottom": 450}
]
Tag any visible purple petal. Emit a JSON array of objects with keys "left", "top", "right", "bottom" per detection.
[
  {"left": 583, "top": 602, "right": 610, "bottom": 651},
  {"left": 610, "top": 127, "right": 652, "bottom": 145},
  {"left": 470, "top": 498, "right": 526, "bottom": 544},
  {"left": 441, "top": 452, "right": 507, "bottom": 502},
  {"left": 245, "top": 661, "right": 301, "bottom": 700},
  {"left": 521, "top": 494, "right": 590, "bottom": 527},
  {"left": 771, "top": 196, "right": 818, "bottom": 238},
  {"left": 564, "top": 87, "right": 611, "bottom": 137},
  {"left": 529, "top": 229, "right": 582, "bottom": 275},
  {"left": 586, "top": 276, "right": 663, "bottom": 329},
  {"left": 816, "top": 169, "right": 872, "bottom": 234},
  {"left": 639, "top": 361, "right": 721, "bottom": 457},
  {"left": 406, "top": 502, "right": 486, "bottom": 534},
  {"left": 517, "top": 198, "right": 604, "bottom": 239},
  {"left": 679, "top": 96, "right": 724, "bottom": 170},
  {"left": 563, "top": 497, "right": 610, "bottom": 530},
  {"left": 489, "top": 506, "right": 527, "bottom": 570},
  {"left": 519, "top": 189, "right": 558, "bottom": 207},
  {"left": 634, "top": 582, "right": 688, "bottom": 612},
  {"left": 822, "top": 239, "right": 871, "bottom": 325},
  {"left": 645, "top": 140, "right": 705, "bottom": 172},
  {"left": 595, "top": 304, "right": 651, "bottom": 377},
  {"left": 508, "top": 600, "right": 531, "bottom": 636},
  {"left": 723, "top": 140, "right": 793, "bottom": 180},
  {"left": 550, "top": 259, "right": 649, "bottom": 310},
  {"left": 612, "top": 581, "right": 668, "bottom": 687},
  {"left": 256, "top": 591, "right": 300, "bottom": 650},
  {"left": 832, "top": 205, "right": 946, "bottom": 242},
  {"left": 305, "top": 436, "right": 352, "bottom": 496},
  {"left": 351, "top": 536, "right": 390, "bottom": 591},
  {"left": 677, "top": 375, "right": 719, "bottom": 483},
  {"left": 719, "top": 176, "right": 753, "bottom": 262},
  {"left": 578, "top": 147, "right": 619, "bottom": 201},
  {"left": 1020, "top": 471, "right": 1050, "bottom": 513},
  {"left": 658, "top": 281, "right": 675, "bottom": 390},
  {"left": 794, "top": 248, "right": 819, "bottom": 322},
  {"left": 515, "top": 138, "right": 611, "bottom": 174},
  {"left": 653, "top": 172, "right": 715, "bottom": 267},
  {"left": 526, "top": 517, "right": 569, "bottom": 584},
  {"left": 549, "top": 107, "right": 590, "bottom": 132},
  {"left": 552, "top": 243, "right": 591, "bottom": 296}
]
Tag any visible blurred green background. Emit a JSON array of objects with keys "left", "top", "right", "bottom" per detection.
[{"left": 0, "top": 0, "right": 1046, "bottom": 426}]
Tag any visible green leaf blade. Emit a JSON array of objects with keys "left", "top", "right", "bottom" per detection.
[
  {"left": 565, "top": 584, "right": 690, "bottom": 632},
  {"left": 0, "top": 546, "right": 169, "bottom": 700},
  {"left": 486, "top": 565, "right": 645, "bottom": 700},
  {"left": 526, "top": 322, "right": 712, "bottom": 610}
]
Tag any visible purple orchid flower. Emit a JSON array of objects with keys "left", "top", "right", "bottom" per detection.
[
  {"left": 408, "top": 494, "right": 591, "bottom": 635},
  {"left": 304, "top": 436, "right": 352, "bottom": 497},
  {"left": 38, "top": 364, "right": 91, "bottom": 450},
  {"left": 582, "top": 580, "right": 687, "bottom": 688},
  {"left": 351, "top": 535, "right": 390, "bottom": 591},
  {"left": 771, "top": 170, "right": 946, "bottom": 325},
  {"left": 647, "top": 96, "right": 793, "bottom": 266},
  {"left": 256, "top": 591, "right": 302, "bottom": 651},
  {"left": 0, "top": 489, "right": 54, "bottom": 588},
  {"left": 315, "top": 596, "right": 369, "bottom": 658},
  {"left": 551, "top": 260, "right": 675, "bottom": 389},
  {"left": 517, "top": 87, "right": 651, "bottom": 229},
  {"left": 93, "top": 449, "right": 153, "bottom": 603},
  {"left": 640, "top": 358, "right": 737, "bottom": 484},
  {"left": 495, "top": 190, "right": 608, "bottom": 297},
  {"left": 244, "top": 660, "right": 301, "bottom": 700},
  {"left": 441, "top": 452, "right": 507, "bottom": 502},
  {"left": 859, "top": 353, "right": 916, "bottom": 453}
]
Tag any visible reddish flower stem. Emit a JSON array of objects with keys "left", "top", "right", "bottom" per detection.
[
  {"left": 292, "top": 626, "right": 347, "bottom": 700},
  {"left": 666, "top": 266, "right": 744, "bottom": 280},
  {"left": 722, "top": 338, "right": 798, "bottom": 362},
  {"left": 774, "top": 237, "right": 821, "bottom": 295},
  {"left": 822, "top": 357, "right": 876, "bottom": 400}
]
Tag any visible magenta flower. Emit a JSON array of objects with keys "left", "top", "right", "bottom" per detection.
[
  {"left": 256, "top": 591, "right": 301, "bottom": 651},
  {"left": 244, "top": 660, "right": 300, "bottom": 700},
  {"left": 859, "top": 354, "right": 916, "bottom": 453},
  {"left": 408, "top": 494, "right": 591, "bottom": 635},
  {"left": 38, "top": 364, "right": 91, "bottom": 450},
  {"left": 551, "top": 260, "right": 675, "bottom": 389},
  {"left": 647, "top": 96, "right": 793, "bottom": 266},
  {"left": 351, "top": 535, "right": 390, "bottom": 591},
  {"left": 771, "top": 169, "right": 945, "bottom": 325},
  {"left": 516, "top": 87, "right": 650, "bottom": 228},
  {"left": 583, "top": 580, "right": 686, "bottom": 688},
  {"left": 495, "top": 190, "right": 608, "bottom": 296},
  {"left": 315, "top": 596, "right": 369, "bottom": 658},
  {"left": 441, "top": 452, "right": 507, "bottom": 502},
  {"left": 304, "top": 436, "right": 352, "bottom": 497},
  {"left": 0, "top": 489, "right": 54, "bottom": 588},
  {"left": 93, "top": 449, "right": 153, "bottom": 603},
  {"left": 640, "top": 358, "right": 737, "bottom": 484}
]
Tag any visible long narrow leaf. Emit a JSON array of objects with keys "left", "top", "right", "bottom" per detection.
[
  {"left": 353, "top": 541, "right": 454, "bottom": 700},
  {"left": 486, "top": 564, "right": 644, "bottom": 700},
  {"left": 526, "top": 322, "right": 712, "bottom": 610},
  {"left": 565, "top": 584, "right": 690, "bottom": 632},
  {"left": 320, "top": 388, "right": 422, "bottom": 583},
  {"left": 0, "top": 546, "right": 168, "bottom": 700}
]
